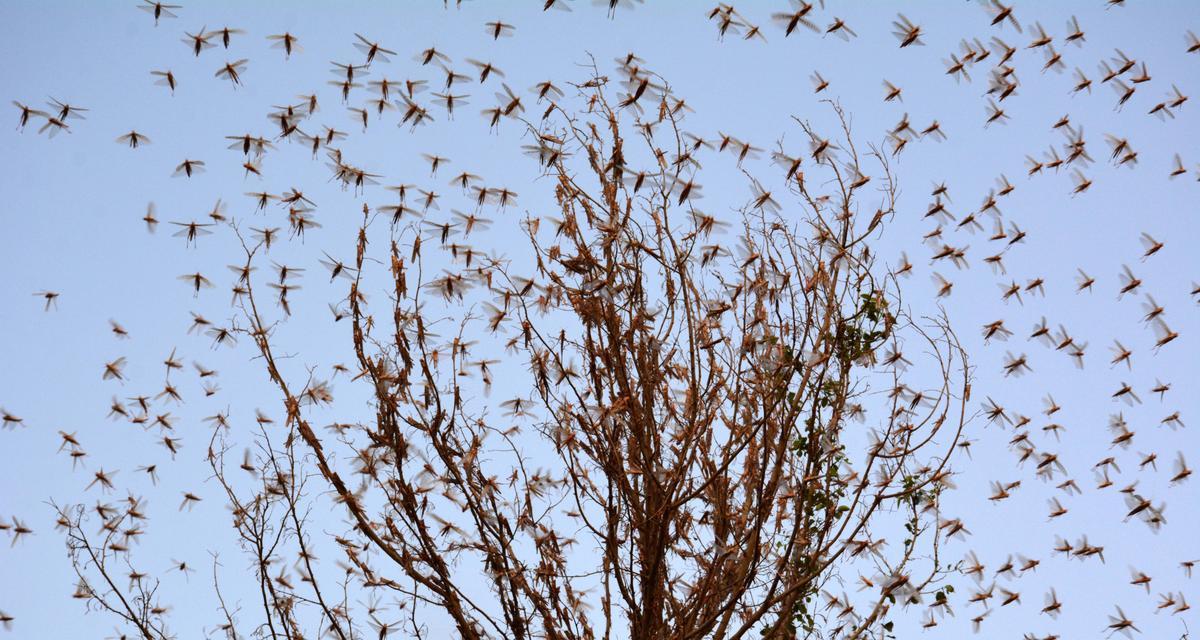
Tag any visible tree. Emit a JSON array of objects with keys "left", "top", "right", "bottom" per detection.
[{"left": 55, "top": 63, "right": 968, "bottom": 640}]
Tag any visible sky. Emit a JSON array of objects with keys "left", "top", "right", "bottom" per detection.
[{"left": 0, "top": 1, "right": 1198, "bottom": 638}]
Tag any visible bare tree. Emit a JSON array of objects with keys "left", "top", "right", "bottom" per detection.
[{"left": 56, "top": 64, "right": 969, "bottom": 640}]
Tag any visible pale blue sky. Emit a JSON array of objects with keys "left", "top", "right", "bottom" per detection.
[{"left": 1, "top": 1, "right": 1197, "bottom": 638}]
